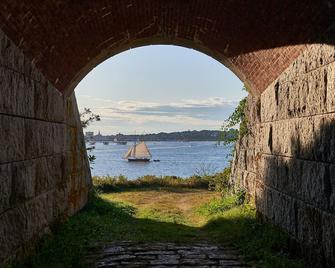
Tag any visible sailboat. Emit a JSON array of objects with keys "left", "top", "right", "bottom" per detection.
[{"left": 123, "top": 141, "right": 152, "bottom": 162}]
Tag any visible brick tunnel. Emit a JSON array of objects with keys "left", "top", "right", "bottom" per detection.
[{"left": 1, "top": 1, "right": 335, "bottom": 266}]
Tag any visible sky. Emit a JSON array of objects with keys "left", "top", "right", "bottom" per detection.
[{"left": 75, "top": 45, "right": 246, "bottom": 135}]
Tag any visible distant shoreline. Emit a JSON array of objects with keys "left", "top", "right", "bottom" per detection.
[{"left": 85, "top": 129, "right": 238, "bottom": 143}]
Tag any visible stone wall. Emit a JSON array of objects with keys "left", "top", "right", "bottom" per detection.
[
  {"left": 0, "top": 31, "right": 91, "bottom": 265},
  {"left": 232, "top": 43, "right": 335, "bottom": 266}
]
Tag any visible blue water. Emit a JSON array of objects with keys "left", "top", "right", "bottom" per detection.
[{"left": 90, "top": 141, "right": 232, "bottom": 179}]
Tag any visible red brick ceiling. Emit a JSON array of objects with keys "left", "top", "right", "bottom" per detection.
[{"left": 0, "top": 1, "right": 334, "bottom": 95}]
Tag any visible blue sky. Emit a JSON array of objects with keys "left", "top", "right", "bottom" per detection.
[{"left": 75, "top": 45, "right": 246, "bottom": 134}]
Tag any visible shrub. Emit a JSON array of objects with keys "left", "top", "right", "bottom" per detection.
[
  {"left": 207, "top": 167, "right": 232, "bottom": 197},
  {"left": 92, "top": 174, "right": 210, "bottom": 192}
]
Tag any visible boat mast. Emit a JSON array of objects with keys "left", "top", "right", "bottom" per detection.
[
  {"left": 132, "top": 131, "right": 137, "bottom": 158},
  {"left": 133, "top": 139, "right": 136, "bottom": 158}
]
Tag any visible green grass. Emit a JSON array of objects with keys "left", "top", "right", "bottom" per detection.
[
  {"left": 202, "top": 204, "right": 303, "bottom": 268},
  {"left": 16, "top": 188, "right": 303, "bottom": 268},
  {"left": 197, "top": 195, "right": 238, "bottom": 216}
]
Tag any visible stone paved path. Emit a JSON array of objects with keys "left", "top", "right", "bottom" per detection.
[{"left": 88, "top": 241, "right": 248, "bottom": 267}]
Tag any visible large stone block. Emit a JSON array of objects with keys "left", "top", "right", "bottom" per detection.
[
  {"left": 25, "top": 193, "right": 54, "bottom": 240},
  {"left": 260, "top": 81, "right": 277, "bottom": 122},
  {"left": 326, "top": 63, "right": 335, "bottom": 113},
  {"left": 272, "top": 120, "right": 296, "bottom": 156},
  {"left": 260, "top": 154, "right": 277, "bottom": 188},
  {"left": 0, "top": 115, "right": 25, "bottom": 163},
  {"left": 296, "top": 202, "right": 322, "bottom": 248},
  {"left": 0, "top": 67, "right": 35, "bottom": 117},
  {"left": 0, "top": 207, "right": 27, "bottom": 264},
  {"left": 306, "top": 67, "right": 328, "bottom": 116},
  {"left": 299, "top": 160, "right": 329, "bottom": 210},
  {"left": 11, "top": 160, "right": 36, "bottom": 205},
  {"left": 35, "top": 155, "right": 64, "bottom": 195},
  {"left": 264, "top": 187, "right": 297, "bottom": 237},
  {"left": 34, "top": 81, "right": 65, "bottom": 123},
  {"left": 0, "top": 164, "right": 12, "bottom": 213},
  {"left": 0, "top": 31, "right": 24, "bottom": 73},
  {"left": 322, "top": 212, "right": 335, "bottom": 266},
  {"left": 254, "top": 180, "right": 265, "bottom": 215},
  {"left": 328, "top": 165, "right": 335, "bottom": 213},
  {"left": 24, "top": 119, "right": 66, "bottom": 158}
]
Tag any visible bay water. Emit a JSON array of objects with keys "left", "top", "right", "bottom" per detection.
[{"left": 90, "top": 141, "right": 232, "bottom": 179}]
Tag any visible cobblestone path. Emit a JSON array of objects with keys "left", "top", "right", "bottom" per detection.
[{"left": 89, "top": 241, "right": 248, "bottom": 267}]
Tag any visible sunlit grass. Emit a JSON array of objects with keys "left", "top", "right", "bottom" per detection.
[{"left": 16, "top": 187, "right": 303, "bottom": 268}]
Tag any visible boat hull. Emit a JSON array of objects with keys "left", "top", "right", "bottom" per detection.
[{"left": 128, "top": 158, "right": 150, "bottom": 162}]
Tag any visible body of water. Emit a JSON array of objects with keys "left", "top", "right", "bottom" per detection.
[{"left": 90, "top": 141, "right": 232, "bottom": 179}]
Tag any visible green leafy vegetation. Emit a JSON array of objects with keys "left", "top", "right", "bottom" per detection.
[
  {"left": 197, "top": 195, "right": 238, "bottom": 216},
  {"left": 207, "top": 166, "right": 232, "bottom": 196},
  {"left": 220, "top": 86, "right": 248, "bottom": 145},
  {"left": 80, "top": 108, "right": 101, "bottom": 129},
  {"left": 80, "top": 108, "right": 100, "bottom": 165},
  {"left": 92, "top": 174, "right": 210, "bottom": 191}
]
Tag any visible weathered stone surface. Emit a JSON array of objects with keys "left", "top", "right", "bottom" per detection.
[
  {"left": 232, "top": 43, "right": 335, "bottom": 266},
  {"left": 264, "top": 188, "right": 297, "bottom": 237},
  {"left": 0, "top": 29, "right": 91, "bottom": 265},
  {"left": 0, "top": 115, "right": 25, "bottom": 163},
  {"left": 11, "top": 160, "right": 37, "bottom": 205},
  {"left": 322, "top": 213, "right": 335, "bottom": 266},
  {"left": 2, "top": 3, "right": 335, "bottom": 267},
  {"left": 0, "top": 67, "right": 35, "bottom": 117},
  {"left": 0, "top": 164, "right": 12, "bottom": 213},
  {"left": 93, "top": 242, "right": 246, "bottom": 267},
  {"left": 24, "top": 119, "right": 66, "bottom": 158}
]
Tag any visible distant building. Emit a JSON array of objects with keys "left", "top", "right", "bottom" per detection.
[
  {"left": 85, "top": 131, "right": 94, "bottom": 139},
  {"left": 96, "top": 131, "right": 102, "bottom": 138}
]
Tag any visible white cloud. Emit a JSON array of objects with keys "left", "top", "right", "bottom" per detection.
[{"left": 77, "top": 95, "right": 238, "bottom": 133}]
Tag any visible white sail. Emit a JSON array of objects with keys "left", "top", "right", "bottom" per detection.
[
  {"left": 134, "top": 141, "right": 151, "bottom": 158},
  {"left": 123, "top": 141, "right": 151, "bottom": 159},
  {"left": 123, "top": 147, "right": 133, "bottom": 159}
]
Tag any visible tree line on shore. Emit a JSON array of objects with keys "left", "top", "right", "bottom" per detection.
[{"left": 87, "top": 129, "right": 238, "bottom": 142}]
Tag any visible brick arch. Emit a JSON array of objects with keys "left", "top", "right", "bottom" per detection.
[
  {"left": 0, "top": 1, "right": 334, "bottom": 95},
  {"left": 68, "top": 38, "right": 252, "bottom": 95}
]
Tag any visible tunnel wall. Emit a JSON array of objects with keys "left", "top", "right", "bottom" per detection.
[
  {"left": 232, "top": 43, "right": 335, "bottom": 266},
  {"left": 0, "top": 30, "right": 91, "bottom": 265}
]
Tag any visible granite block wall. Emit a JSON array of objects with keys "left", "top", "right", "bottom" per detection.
[
  {"left": 0, "top": 30, "right": 91, "bottom": 265},
  {"left": 232, "top": 43, "right": 335, "bottom": 266}
]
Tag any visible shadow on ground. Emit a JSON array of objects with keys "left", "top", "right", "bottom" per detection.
[{"left": 16, "top": 193, "right": 303, "bottom": 268}]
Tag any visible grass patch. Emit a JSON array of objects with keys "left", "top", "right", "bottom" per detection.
[
  {"left": 202, "top": 203, "right": 303, "bottom": 268},
  {"left": 16, "top": 187, "right": 303, "bottom": 268},
  {"left": 197, "top": 195, "right": 237, "bottom": 216}
]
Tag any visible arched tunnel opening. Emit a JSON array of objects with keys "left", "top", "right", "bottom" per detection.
[
  {"left": 1, "top": 1, "right": 335, "bottom": 267},
  {"left": 75, "top": 45, "right": 246, "bottom": 179}
]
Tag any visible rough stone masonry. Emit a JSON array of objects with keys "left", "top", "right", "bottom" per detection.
[
  {"left": 1, "top": 1, "right": 335, "bottom": 267},
  {"left": 231, "top": 43, "right": 335, "bottom": 267},
  {"left": 0, "top": 30, "right": 91, "bottom": 265}
]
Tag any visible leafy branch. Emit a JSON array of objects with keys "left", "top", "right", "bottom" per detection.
[
  {"left": 80, "top": 108, "right": 101, "bottom": 128},
  {"left": 221, "top": 86, "right": 248, "bottom": 145},
  {"left": 80, "top": 108, "right": 101, "bottom": 166}
]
